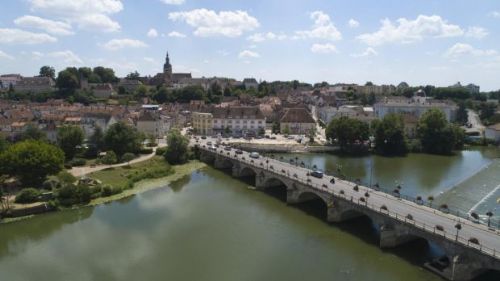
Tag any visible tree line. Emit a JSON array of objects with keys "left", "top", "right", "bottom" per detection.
[{"left": 326, "top": 109, "right": 465, "bottom": 156}]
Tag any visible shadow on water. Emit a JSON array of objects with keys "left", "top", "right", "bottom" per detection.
[
  {"left": 262, "top": 185, "right": 287, "bottom": 202},
  {"left": 0, "top": 207, "right": 94, "bottom": 257},
  {"left": 472, "top": 270, "right": 500, "bottom": 281},
  {"left": 293, "top": 199, "right": 328, "bottom": 221},
  {"left": 169, "top": 174, "right": 192, "bottom": 193}
]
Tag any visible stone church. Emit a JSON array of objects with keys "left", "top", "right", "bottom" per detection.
[{"left": 149, "top": 52, "right": 192, "bottom": 86}]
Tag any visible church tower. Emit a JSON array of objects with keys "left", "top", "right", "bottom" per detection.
[{"left": 163, "top": 52, "right": 173, "bottom": 85}]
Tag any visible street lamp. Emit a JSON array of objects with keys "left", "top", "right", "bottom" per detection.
[{"left": 455, "top": 223, "right": 462, "bottom": 241}]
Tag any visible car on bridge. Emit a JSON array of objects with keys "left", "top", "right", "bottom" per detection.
[
  {"left": 235, "top": 149, "right": 243, "bottom": 154},
  {"left": 224, "top": 146, "right": 231, "bottom": 151},
  {"left": 249, "top": 152, "right": 260, "bottom": 159},
  {"left": 310, "top": 170, "right": 324, "bottom": 179},
  {"left": 330, "top": 178, "right": 335, "bottom": 184}
]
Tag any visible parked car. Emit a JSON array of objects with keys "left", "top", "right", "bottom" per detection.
[
  {"left": 224, "top": 146, "right": 231, "bottom": 151},
  {"left": 249, "top": 152, "right": 260, "bottom": 159},
  {"left": 235, "top": 149, "right": 243, "bottom": 154},
  {"left": 207, "top": 141, "right": 212, "bottom": 146},
  {"left": 310, "top": 170, "right": 324, "bottom": 178},
  {"left": 201, "top": 136, "right": 207, "bottom": 140}
]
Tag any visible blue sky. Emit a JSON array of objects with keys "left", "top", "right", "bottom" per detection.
[{"left": 1, "top": 0, "right": 500, "bottom": 90}]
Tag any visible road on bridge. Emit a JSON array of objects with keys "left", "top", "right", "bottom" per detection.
[{"left": 193, "top": 137, "right": 500, "bottom": 260}]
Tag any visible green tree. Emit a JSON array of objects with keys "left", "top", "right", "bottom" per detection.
[
  {"left": 326, "top": 117, "right": 369, "bottom": 153},
  {"left": 121, "top": 152, "right": 136, "bottom": 165},
  {"left": 17, "top": 124, "right": 47, "bottom": 142},
  {"left": 417, "top": 109, "right": 464, "bottom": 155},
  {"left": 154, "top": 87, "right": 168, "bottom": 103},
  {"left": 56, "top": 69, "right": 79, "bottom": 90},
  {"left": 373, "top": 114, "right": 408, "bottom": 155},
  {"left": 101, "top": 151, "right": 117, "bottom": 164},
  {"left": 164, "top": 129, "right": 189, "bottom": 164},
  {"left": 90, "top": 126, "right": 105, "bottom": 151},
  {"left": 104, "top": 122, "right": 143, "bottom": 156},
  {"left": 283, "top": 124, "right": 290, "bottom": 135},
  {"left": 39, "top": 66, "right": 55, "bottom": 79},
  {"left": 456, "top": 101, "right": 468, "bottom": 125},
  {"left": 0, "top": 135, "right": 8, "bottom": 152},
  {"left": 0, "top": 140, "right": 64, "bottom": 186},
  {"left": 93, "top": 66, "right": 118, "bottom": 83},
  {"left": 126, "top": 71, "right": 140, "bottom": 80},
  {"left": 57, "top": 125, "right": 84, "bottom": 160}
]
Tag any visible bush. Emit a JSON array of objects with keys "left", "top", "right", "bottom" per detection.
[
  {"left": 101, "top": 184, "right": 122, "bottom": 197},
  {"left": 56, "top": 184, "right": 92, "bottom": 206},
  {"left": 138, "top": 148, "right": 153, "bottom": 154},
  {"left": 408, "top": 139, "right": 422, "bottom": 153},
  {"left": 57, "top": 171, "right": 77, "bottom": 184},
  {"left": 43, "top": 178, "right": 61, "bottom": 190},
  {"left": 69, "top": 158, "right": 86, "bottom": 167},
  {"left": 155, "top": 146, "right": 167, "bottom": 156},
  {"left": 101, "top": 151, "right": 117, "bottom": 165},
  {"left": 121, "top": 152, "right": 136, "bottom": 163},
  {"left": 15, "top": 188, "right": 41, "bottom": 204}
]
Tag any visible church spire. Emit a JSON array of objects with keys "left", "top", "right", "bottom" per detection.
[{"left": 166, "top": 52, "right": 170, "bottom": 65}]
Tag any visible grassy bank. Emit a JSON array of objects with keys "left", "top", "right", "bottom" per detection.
[{"left": 89, "top": 160, "right": 206, "bottom": 206}]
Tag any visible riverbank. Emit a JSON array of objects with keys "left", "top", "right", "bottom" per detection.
[{"left": 0, "top": 160, "right": 206, "bottom": 224}]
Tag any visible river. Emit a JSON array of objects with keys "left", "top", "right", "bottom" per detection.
[{"left": 0, "top": 148, "right": 499, "bottom": 281}]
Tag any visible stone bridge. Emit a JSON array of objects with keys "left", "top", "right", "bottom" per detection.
[{"left": 199, "top": 146, "right": 500, "bottom": 281}]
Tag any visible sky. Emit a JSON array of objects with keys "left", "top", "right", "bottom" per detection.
[{"left": 1, "top": 0, "right": 500, "bottom": 91}]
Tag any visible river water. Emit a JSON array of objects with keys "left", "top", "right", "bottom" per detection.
[{"left": 0, "top": 148, "right": 499, "bottom": 281}]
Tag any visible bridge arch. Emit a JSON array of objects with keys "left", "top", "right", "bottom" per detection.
[
  {"left": 471, "top": 268, "right": 500, "bottom": 281},
  {"left": 295, "top": 191, "right": 329, "bottom": 220},
  {"left": 260, "top": 176, "right": 290, "bottom": 202}
]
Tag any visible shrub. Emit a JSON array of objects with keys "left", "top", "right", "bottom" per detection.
[
  {"left": 43, "top": 178, "right": 61, "bottom": 190},
  {"left": 69, "top": 158, "right": 86, "bottom": 167},
  {"left": 138, "top": 148, "right": 153, "bottom": 154},
  {"left": 15, "top": 188, "right": 41, "bottom": 204},
  {"left": 155, "top": 146, "right": 168, "bottom": 156},
  {"left": 101, "top": 151, "right": 117, "bottom": 165},
  {"left": 121, "top": 152, "right": 136, "bottom": 163},
  {"left": 56, "top": 184, "right": 92, "bottom": 206},
  {"left": 57, "top": 171, "right": 77, "bottom": 184},
  {"left": 101, "top": 184, "right": 122, "bottom": 197}
]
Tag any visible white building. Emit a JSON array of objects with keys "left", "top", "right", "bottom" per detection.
[
  {"left": 0, "top": 74, "right": 22, "bottom": 90},
  {"left": 374, "top": 91, "right": 457, "bottom": 122},
  {"left": 317, "top": 105, "right": 375, "bottom": 124},
  {"left": 212, "top": 106, "right": 265, "bottom": 136}
]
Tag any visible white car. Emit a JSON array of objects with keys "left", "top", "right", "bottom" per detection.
[{"left": 249, "top": 152, "right": 260, "bottom": 159}]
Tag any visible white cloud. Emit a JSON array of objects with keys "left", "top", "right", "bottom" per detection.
[
  {"left": 47, "top": 50, "right": 83, "bottom": 64},
  {"left": 444, "top": 43, "right": 497, "bottom": 58},
  {"left": 247, "top": 32, "right": 286, "bottom": 42},
  {"left": 0, "top": 28, "right": 57, "bottom": 44},
  {"left": 28, "top": 0, "right": 123, "bottom": 32},
  {"left": 14, "top": 15, "right": 73, "bottom": 36},
  {"left": 489, "top": 11, "right": 500, "bottom": 18},
  {"left": 168, "top": 31, "right": 187, "bottom": 38},
  {"left": 465, "top": 26, "right": 488, "bottom": 39},
  {"left": 28, "top": 50, "right": 82, "bottom": 64},
  {"left": 351, "top": 47, "right": 378, "bottom": 58},
  {"left": 357, "top": 15, "right": 463, "bottom": 46},
  {"left": 160, "top": 0, "right": 184, "bottom": 5},
  {"left": 310, "top": 43, "right": 338, "bottom": 54},
  {"left": 144, "top": 57, "right": 156, "bottom": 63},
  {"left": 295, "top": 11, "right": 342, "bottom": 41},
  {"left": 348, "top": 18, "right": 359, "bottom": 28},
  {"left": 147, "top": 28, "right": 159, "bottom": 38},
  {"left": 0, "top": 50, "right": 15, "bottom": 60},
  {"left": 103, "top": 39, "right": 148, "bottom": 50},
  {"left": 238, "top": 50, "right": 260, "bottom": 59},
  {"left": 168, "top": 9, "right": 259, "bottom": 37}
]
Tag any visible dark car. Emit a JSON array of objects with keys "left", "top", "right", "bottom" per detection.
[
  {"left": 224, "top": 146, "right": 231, "bottom": 151},
  {"left": 201, "top": 136, "right": 207, "bottom": 139},
  {"left": 310, "top": 170, "right": 324, "bottom": 179},
  {"left": 235, "top": 149, "right": 243, "bottom": 154},
  {"left": 330, "top": 178, "right": 335, "bottom": 184}
]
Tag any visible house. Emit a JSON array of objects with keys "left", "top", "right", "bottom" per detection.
[
  {"left": 485, "top": 123, "right": 500, "bottom": 143},
  {"left": 0, "top": 74, "right": 22, "bottom": 90},
  {"left": 15, "top": 77, "right": 55, "bottom": 93},
  {"left": 118, "top": 79, "right": 143, "bottom": 93},
  {"left": 211, "top": 106, "right": 266, "bottom": 136},
  {"left": 90, "top": 83, "right": 115, "bottom": 99},
  {"left": 192, "top": 112, "right": 213, "bottom": 135},
  {"left": 136, "top": 110, "right": 169, "bottom": 138},
  {"left": 243, "top": 78, "right": 259, "bottom": 90},
  {"left": 280, "top": 108, "right": 316, "bottom": 135},
  {"left": 374, "top": 90, "right": 458, "bottom": 122}
]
